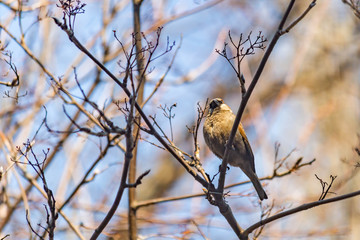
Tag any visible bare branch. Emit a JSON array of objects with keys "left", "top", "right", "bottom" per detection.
[
  {"left": 315, "top": 174, "right": 337, "bottom": 200},
  {"left": 53, "top": 17, "right": 208, "bottom": 188},
  {"left": 217, "top": 0, "right": 317, "bottom": 202},
  {"left": 342, "top": 0, "right": 360, "bottom": 19},
  {"left": 125, "top": 169, "right": 151, "bottom": 188},
  {"left": 26, "top": 210, "right": 44, "bottom": 240},
  {"left": 16, "top": 141, "right": 58, "bottom": 239},
  {"left": 58, "top": 144, "right": 111, "bottom": 211},
  {"left": 215, "top": 31, "right": 267, "bottom": 95},
  {"left": 90, "top": 88, "right": 137, "bottom": 239},
  {"left": 0, "top": 234, "right": 10, "bottom": 240},
  {"left": 280, "top": 0, "right": 317, "bottom": 34},
  {"left": 158, "top": 103, "right": 177, "bottom": 142},
  {"left": 134, "top": 157, "right": 316, "bottom": 209},
  {"left": 242, "top": 189, "right": 360, "bottom": 238},
  {"left": 0, "top": 51, "right": 20, "bottom": 87},
  {"left": 56, "top": 0, "right": 86, "bottom": 31}
]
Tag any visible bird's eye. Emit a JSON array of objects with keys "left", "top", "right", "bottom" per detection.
[
  {"left": 210, "top": 101, "right": 217, "bottom": 109},
  {"left": 209, "top": 98, "right": 223, "bottom": 109}
]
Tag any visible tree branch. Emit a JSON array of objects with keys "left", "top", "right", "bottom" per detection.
[{"left": 242, "top": 189, "right": 360, "bottom": 237}]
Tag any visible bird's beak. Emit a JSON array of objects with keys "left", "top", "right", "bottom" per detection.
[{"left": 209, "top": 108, "right": 214, "bottom": 116}]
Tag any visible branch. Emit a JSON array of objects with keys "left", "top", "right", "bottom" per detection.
[
  {"left": 0, "top": 51, "right": 20, "bottom": 87},
  {"left": 242, "top": 189, "right": 360, "bottom": 237},
  {"left": 142, "top": 36, "right": 182, "bottom": 107},
  {"left": 280, "top": 0, "right": 317, "bottom": 34},
  {"left": 315, "top": 174, "right": 337, "bottom": 200},
  {"left": 134, "top": 158, "right": 315, "bottom": 209},
  {"left": 51, "top": 2, "right": 319, "bottom": 239},
  {"left": 217, "top": 0, "right": 317, "bottom": 195},
  {"left": 342, "top": 0, "right": 360, "bottom": 19},
  {"left": 125, "top": 169, "right": 151, "bottom": 188},
  {"left": 58, "top": 144, "right": 111, "bottom": 211},
  {"left": 90, "top": 94, "right": 136, "bottom": 240},
  {"left": 216, "top": 31, "right": 267, "bottom": 95},
  {"left": 26, "top": 210, "right": 44, "bottom": 240},
  {"left": 15, "top": 141, "right": 58, "bottom": 239},
  {"left": 218, "top": 0, "right": 296, "bottom": 196},
  {"left": 52, "top": 18, "right": 208, "bottom": 188}
]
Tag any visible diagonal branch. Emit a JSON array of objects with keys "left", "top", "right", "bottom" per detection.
[
  {"left": 217, "top": 0, "right": 317, "bottom": 194},
  {"left": 242, "top": 189, "right": 360, "bottom": 237},
  {"left": 52, "top": 18, "right": 208, "bottom": 188}
]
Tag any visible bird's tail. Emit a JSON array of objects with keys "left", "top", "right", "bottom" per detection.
[{"left": 243, "top": 168, "right": 268, "bottom": 201}]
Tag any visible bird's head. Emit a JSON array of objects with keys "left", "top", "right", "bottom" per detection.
[{"left": 208, "top": 98, "right": 232, "bottom": 116}]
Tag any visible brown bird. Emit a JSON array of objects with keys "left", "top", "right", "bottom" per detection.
[{"left": 203, "top": 98, "right": 268, "bottom": 200}]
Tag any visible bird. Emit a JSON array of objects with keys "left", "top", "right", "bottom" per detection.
[{"left": 203, "top": 98, "right": 268, "bottom": 200}]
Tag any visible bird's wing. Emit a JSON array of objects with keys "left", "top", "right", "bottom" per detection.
[{"left": 237, "top": 124, "right": 256, "bottom": 172}]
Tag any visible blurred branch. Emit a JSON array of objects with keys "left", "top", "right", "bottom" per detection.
[
  {"left": 342, "top": 0, "right": 360, "bottom": 19},
  {"left": 0, "top": 1, "right": 52, "bottom": 12},
  {"left": 56, "top": 0, "right": 86, "bottom": 31},
  {"left": 191, "top": 219, "right": 210, "bottom": 240},
  {"left": 15, "top": 141, "right": 58, "bottom": 239},
  {"left": 128, "top": 1, "right": 149, "bottom": 237},
  {"left": 0, "top": 51, "right": 19, "bottom": 87},
  {"left": 0, "top": 22, "right": 113, "bottom": 137},
  {"left": 14, "top": 158, "right": 86, "bottom": 240},
  {"left": 173, "top": 29, "right": 226, "bottom": 84},
  {"left": 58, "top": 144, "right": 112, "bottom": 211},
  {"left": 0, "top": 234, "right": 10, "bottom": 240},
  {"left": 254, "top": 201, "right": 275, "bottom": 238},
  {"left": 134, "top": 192, "right": 206, "bottom": 210},
  {"left": 147, "top": 0, "right": 223, "bottom": 33}
]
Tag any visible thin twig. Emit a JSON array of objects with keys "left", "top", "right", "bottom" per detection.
[
  {"left": 58, "top": 144, "right": 111, "bottom": 211},
  {"left": 142, "top": 36, "right": 182, "bottom": 107},
  {"left": 281, "top": 0, "right": 317, "bottom": 34}
]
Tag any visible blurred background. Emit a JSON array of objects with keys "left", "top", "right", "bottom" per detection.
[{"left": 0, "top": 0, "right": 359, "bottom": 239}]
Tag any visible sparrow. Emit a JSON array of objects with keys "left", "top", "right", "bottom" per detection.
[{"left": 203, "top": 98, "right": 268, "bottom": 200}]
